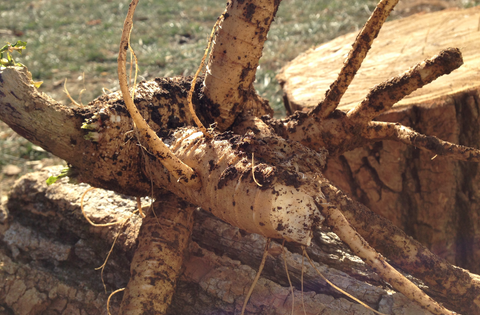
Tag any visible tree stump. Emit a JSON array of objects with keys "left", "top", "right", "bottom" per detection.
[{"left": 278, "top": 6, "right": 480, "bottom": 273}]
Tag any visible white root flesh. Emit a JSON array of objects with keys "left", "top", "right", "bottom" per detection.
[
  {"left": 203, "top": 0, "right": 277, "bottom": 130},
  {"left": 148, "top": 128, "right": 326, "bottom": 245}
]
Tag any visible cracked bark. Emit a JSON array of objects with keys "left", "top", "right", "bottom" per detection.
[
  {"left": 323, "top": 87, "right": 480, "bottom": 275},
  {"left": 1, "top": 168, "right": 434, "bottom": 315}
]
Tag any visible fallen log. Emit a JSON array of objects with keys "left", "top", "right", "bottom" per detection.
[{"left": 0, "top": 167, "right": 434, "bottom": 314}]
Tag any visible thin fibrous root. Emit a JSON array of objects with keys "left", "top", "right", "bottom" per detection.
[
  {"left": 301, "top": 247, "right": 386, "bottom": 315},
  {"left": 300, "top": 253, "right": 307, "bottom": 315},
  {"left": 95, "top": 214, "right": 133, "bottom": 293},
  {"left": 187, "top": 12, "right": 225, "bottom": 138},
  {"left": 282, "top": 240, "right": 295, "bottom": 315},
  {"left": 364, "top": 120, "right": 480, "bottom": 162},
  {"left": 81, "top": 187, "right": 125, "bottom": 227},
  {"left": 136, "top": 196, "right": 145, "bottom": 218},
  {"left": 118, "top": 0, "right": 201, "bottom": 189},
  {"left": 128, "top": 40, "right": 138, "bottom": 98},
  {"left": 310, "top": 0, "right": 400, "bottom": 118},
  {"left": 316, "top": 201, "right": 455, "bottom": 315},
  {"left": 241, "top": 238, "right": 271, "bottom": 315},
  {"left": 107, "top": 288, "right": 125, "bottom": 315},
  {"left": 251, "top": 153, "right": 263, "bottom": 187},
  {"left": 347, "top": 48, "right": 463, "bottom": 124},
  {"left": 81, "top": 187, "right": 138, "bottom": 292},
  {"left": 63, "top": 78, "right": 83, "bottom": 107}
]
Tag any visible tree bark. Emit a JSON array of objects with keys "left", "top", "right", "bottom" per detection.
[{"left": 1, "top": 167, "right": 436, "bottom": 315}]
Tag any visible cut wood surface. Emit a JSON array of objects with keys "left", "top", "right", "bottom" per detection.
[{"left": 277, "top": 6, "right": 480, "bottom": 113}]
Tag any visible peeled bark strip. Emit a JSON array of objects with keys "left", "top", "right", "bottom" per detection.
[
  {"left": 119, "top": 195, "right": 196, "bottom": 314},
  {"left": 203, "top": 0, "right": 278, "bottom": 130}
]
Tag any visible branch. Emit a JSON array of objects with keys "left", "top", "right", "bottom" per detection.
[
  {"left": 347, "top": 48, "right": 463, "bottom": 125},
  {"left": 310, "top": 0, "right": 400, "bottom": 118},
  {"left": 364, "top": 120, "right": 480, "bottom": 161}
]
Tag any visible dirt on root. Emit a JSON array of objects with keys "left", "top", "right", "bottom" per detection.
[{"left": 0, "top": 0, "right": 469, "bottom": 206}]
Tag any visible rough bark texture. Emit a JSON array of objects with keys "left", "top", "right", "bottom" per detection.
[
  {"left": 278, "top": 6, "right": 480, "bottom": 274},
  {"left": 324, "top": 91, "right": 480, "bottom": 274},
  {"left": 1, "top": 167, "right": 435, "bottom": 315}
]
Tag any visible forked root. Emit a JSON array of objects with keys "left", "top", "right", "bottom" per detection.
[
  {"left": 316, "top": 200, "right": 455, "bottom": 315},
  {"left": 118, "top": 0, "right": 201, "bottom": 189}
]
